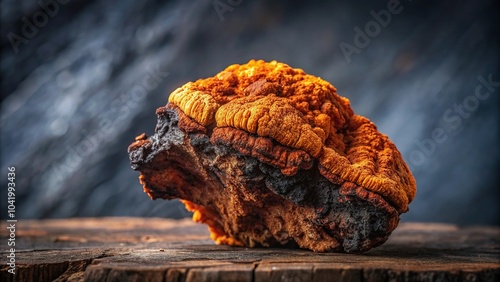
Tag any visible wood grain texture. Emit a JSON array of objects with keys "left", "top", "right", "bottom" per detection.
[{"left": 0, "top": 218, "right": 499, "bottom": 282}]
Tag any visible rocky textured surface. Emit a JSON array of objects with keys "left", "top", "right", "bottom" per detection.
[{"left": 128, "top": 61, "right": 416, "bottom": 252}]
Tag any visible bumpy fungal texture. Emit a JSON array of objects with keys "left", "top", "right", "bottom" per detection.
[
  {"left": 216, "top": 95, "right": 323, "bottom": 158},
  {"left": 169, "top": 86, "right": 220, "bottom": 126},
  {"left": 129, "top": 60, "right": 416, "bottom": 253}
]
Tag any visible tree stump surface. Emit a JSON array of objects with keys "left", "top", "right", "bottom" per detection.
[{"left": 0, "top": 217, "right": 499, "bottom": 282}]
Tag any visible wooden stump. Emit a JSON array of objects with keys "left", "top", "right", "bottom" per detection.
[{"left": 1, "top": 218, "right": 499, "bottom": 281}]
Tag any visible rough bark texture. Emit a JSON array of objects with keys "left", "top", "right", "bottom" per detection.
[
  {"left": 0, "top": 218, "right": 499, "bottom": 282},
  {"left": 129, "top": 105, "right": 400, "bottom": 253}
]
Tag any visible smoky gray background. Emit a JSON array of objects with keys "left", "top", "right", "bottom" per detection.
[{"left": 1, "top": 0, "right": 499, "bottom": 225}]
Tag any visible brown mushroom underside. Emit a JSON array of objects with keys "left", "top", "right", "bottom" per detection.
[{"left": 128, "top": 60, "right": 416, "bottom": 253}]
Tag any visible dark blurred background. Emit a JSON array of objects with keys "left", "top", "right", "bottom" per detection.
[{"left": 1, "top": 0, "right": 499, "bottom": 225}]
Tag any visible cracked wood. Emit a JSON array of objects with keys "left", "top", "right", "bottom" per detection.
[{"left": 0, "top": 217, "right": 499, "bottom": 281}]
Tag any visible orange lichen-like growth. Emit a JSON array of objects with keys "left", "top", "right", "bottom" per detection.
[
  {"left": 216, "top": 95, "right": 323, "bottom": 157},
  {"left": 319, "top": 115, "right": 416, "bottom": 212},
  {"left": 168, "top": 60, "right": 416, "bottom": 213},
  {"left": 168, "top": 84, "right": 220, "bottom": 126}
]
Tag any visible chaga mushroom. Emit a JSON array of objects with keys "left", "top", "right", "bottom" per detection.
[{"left": 128, "top": 60, "right": 416, "bottom": 253}]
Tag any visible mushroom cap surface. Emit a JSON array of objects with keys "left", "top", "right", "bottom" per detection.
[{"left": 168, "top": 60, "right": 416, "bottom": 212}]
